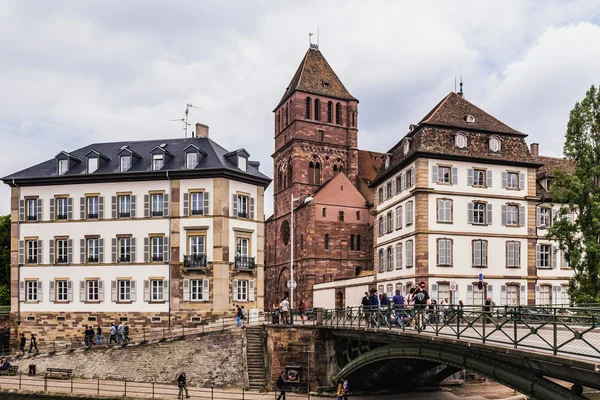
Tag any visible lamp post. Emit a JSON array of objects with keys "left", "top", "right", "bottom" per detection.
[{"left": 290, "top": 193, "right": 314, "bottom": 325}]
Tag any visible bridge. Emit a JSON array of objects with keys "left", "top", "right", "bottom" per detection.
[{"left": 264, "top": 305, "right": 600, "bottom": 400}]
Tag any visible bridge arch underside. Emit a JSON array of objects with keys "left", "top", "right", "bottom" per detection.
[{"left": 329, "top": 333, "right": 600, "bottom": 400}]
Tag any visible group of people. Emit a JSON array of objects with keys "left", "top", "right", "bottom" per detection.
[
  {"left": 0, "top": 358, "right": 11, "bottom": 371},
  {"left": 272, "top": 297, "right": 308, "bottom": 324},
  {"left": 19, "top": 333, "right": 38, "bottom": 354},
  {"left": 108, "top": 321, "right": 131, "bottom": 344}
]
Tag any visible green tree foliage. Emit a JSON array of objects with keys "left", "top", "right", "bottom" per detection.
[
  {"left": 0, "top": 214, "right": 9, "bottom": 306},
  {"left": 548, "top": 85, "right": 600, "bottom": 304}
]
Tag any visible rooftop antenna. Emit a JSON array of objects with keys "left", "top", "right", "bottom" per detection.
[
  {"left": 458, "top": 76, "right": 464, "bottom": 98},
  {"left": 454, "top": 75, "right": 457, "bottom": 93},
  {"left": 169, "top": 118, "right": 189, "bottom": 138}
]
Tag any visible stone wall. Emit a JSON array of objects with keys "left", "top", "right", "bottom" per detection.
[{"left": 8, "top": 329, "right": 246, "bottom": 388}]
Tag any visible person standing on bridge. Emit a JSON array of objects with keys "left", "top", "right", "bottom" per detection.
[
  {"left": 19, "top": 333, "right": 26, "bottom": 354},
  {"left": 413, "top": 282, "right": 431, "bottom": 329},
  {"left": 484, "top": 296, "right": 494, "bottom": 324},
  {"left": 368, "top": 288, "right": 379, "bottom": 327},
  {"left": 392, "top": 289, "right": 405, "bottom": 327},
  {"left": 280, "top": 297, "right": 290, "bottom": 324}
]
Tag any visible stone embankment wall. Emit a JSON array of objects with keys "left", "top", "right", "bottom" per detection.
[{"left": 8, "top": 330, "right": 245, "bottom": 388}]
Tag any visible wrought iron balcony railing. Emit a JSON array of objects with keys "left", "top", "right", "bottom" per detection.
[
  {"left": 151, "top": 211, "right": 164, "bottom": 217},
  {"left": 119, "top": 212, "right": 131, "bottom": 218},
  {"left": 237, "top": 212, "right": 248, "bottom": 219},
  {"left": 57, "top": 213, "right": 68, "bottom": 220},
  {"left": 27, "top": 257, "right": 37, "bottom": 264},
  {"left": 119, "top": 255, "right": 131, "bottom": 263},
  {"left": 235, "top": 256, "right": 255, "bottom": 270},
  {"left": 151, "top": 255, "right": 164, "bottom": 262},
  {"left": 88, "top": 256, "right": 99, "bottom": 263},
  {"left": 184, "top": 254, "right": 207, "bottom": 270},
  {"left": 87, "top": 213, "right": 99, "bottom": 219},
  {"left": 27, "top": 215, "right": 37, "bottom": 221},
  {"left": 191, "top": 209, "right": 203, "bottom": 216},
  {"left": 56, "top": 256, "right": 68, "bottom": 264}
]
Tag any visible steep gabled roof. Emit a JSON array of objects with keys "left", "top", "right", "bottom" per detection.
[
  {"left": 357, "top": 150, "right": 384, "bottom": 185},
  {"left": 420, "top": 92, "right": 524, "bottom": 136},
  {"left": 275, "top": 47, "right": 356, "bottom": 109}
]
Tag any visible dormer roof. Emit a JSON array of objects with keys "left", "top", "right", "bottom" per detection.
[
  {"left": 84, "top": 149, "right": 111, "bottom": 161},
  {"left": 149, "top": 144, "right": 175, "bottom": 157},
  {"left": 117, "top": 146, "right": 142, "bottom": 159},
  {"left": 183, "top": 143, "right": 208, "bottom": 156},
  {"left": 54, "top": 151, "right": 81, "bottom": 162}
]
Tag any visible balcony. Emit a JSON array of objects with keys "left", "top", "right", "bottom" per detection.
[
  {"left": 27, "top": 215, "right": 37, "bottom": 221},
  {"left": 27, "top": 257, "right": 37, "bottom": 264},
  {"left": 88, "top": 256, "right": 99, "bottom": 263},
  {"left": 119, "top": 212, "right": 131, "bottom": 218},
  {"left": 184, "top": 254, "right": 207, "bottom": 271},
  {"left": 88, "top": 213, "right": 99, "bottom": 219},
  {"left": 151, "top": 211, "right": 164, "bottom": 217},
  {"left": 57, "top": 214, "right": 68, "bottom": 220},
  {"left": 119, "top": 255, "right": 131, "bottom": 263},
  {"left": 235, "top": 256, "right": 255, "bottom": 270},
  {"left": 151, "top": 255, "right": 164, "bottom": 262},
  {"left": 191, "top": 209, "right": 203, "bottom": 216},
  {"left": 237, "top": 212, "right": 248, "bottom": 219},
  {"left": 56, "top": 256, "right": 68, "bottom": 264}
]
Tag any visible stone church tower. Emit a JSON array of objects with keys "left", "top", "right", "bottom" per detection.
[{"left": 265, "top": 45, "right": 381, "bottom": 309}]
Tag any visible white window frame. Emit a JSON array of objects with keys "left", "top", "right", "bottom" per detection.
[
  {"left": 191, "top": 192, "right": 204, "bottom": 215},
  {"left": 27, "top": 199, "right": 38, "bottom": 221},
  {"left": 474, "top": 169, "right": 486, "bottom": 187},
  {"left": 506, "top": 241, "right": 520, "bottom": 268},
  {"left": 87, "top": 196, "right": 99, "bottom": 218},
  {"left": 151, "top": 237, "right": 164, "bottom": 262},
  {"left": 490, "top": 136, "right": 501, "bottom": 152},
  {"left": 438, "top": 166, "right": 451, "bottom": 184},
  {"left": 437, "top": 199, "right": 452, "bottom": 223},
  {"left": 87, "top": 238, "right": 99, "bottom": 263},
  {"left": 506, "top": 204, "right": 519, "bottom": 226},
  {"left": 190, "top": 236, "right": 205, "bottom": 256},
  {"left": 406, "top": 201, "right": 413, "bottom": 226},
  {"left": 473, "top": 202, "right": 486, "bottom": 225},
  {"left": 56, "top": 197, "right": 68, "bottom": 220},
  {"left": 120, "top": 155, "right": 132, "bottom": 172},
  {"left": 538, "top": 244, "right": 551, "bottom": 268},
  {"left": 237, "top": 195, "right": 249, "bottom": 218},
  {"left": 186, "top": 152, "right": 198, "bottom": 169},
  {"left": 437, "top": 238, "right": 452, "bottom": 266},
  {"left": 119, "top": 238, "right": 131, "bottom": 262},
  {"left": 239, "top": 156, "right": 247, "bottom": 172},
  {"left": 119, "top": 195, "right": 131, "bottom": 217},
  {"left": 473, "top": 240, "right": 487, "bottom": 267},
  {"left": 235, "top": 280, "right": 248, "bottom": 302},
  {"left": 455, "top": 133, "right": 467, "bottom": 148},
  {"left": 56, "top": 239, "right": 68, "bottom": 264},
  {"left": 119, "top": 280, "right": 131, "bottom": 302},
  {"left": 152, "top": 154, "right": 164, "bottom": 170},
  {"left": 506, "top": 172, "right": 519, "bottom": 189},
  {"left": 151, "top": 194, "right": 164, "bottom": 216},
  {"left": 58, "top": 159, "right": 69, "bottom": 175},
  {"left": 406, "top": 240, "right": 413, "bottom": 268},
  {"left": 151, "top": 279, "right": 164, "bottom": 301},
  {"left": 26, "top": 281, "right": 39, "bottom": 302},
  {"left": 56, "top": 280, "right": 68, "bottom": 302},
  {"left": 26, "top": 240, "right": 38, "bottom": 264},
  {"left": 87, "top": 280, "right": 100, "bottom": 302},
  {"left": 236, "top": 237, "right": 249, "bottom": 257},
  {"left": 88, "top": 157, "right": 98, "bottom": 173}
]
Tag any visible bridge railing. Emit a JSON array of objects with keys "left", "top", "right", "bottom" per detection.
[{"left": 271, "top": 304, "right": 600, "bottom": 360}]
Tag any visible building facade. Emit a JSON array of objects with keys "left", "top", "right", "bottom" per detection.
[{"left": 3, "top": 124, "right": 271, "bottom": 343}]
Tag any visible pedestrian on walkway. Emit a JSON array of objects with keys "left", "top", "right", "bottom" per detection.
[
  {"left": 276, "top": 370, "right": 287, "bottom": 400},
  {"left": 19, "top": 333, "right": 26, "bottom": 354},
  {"left": 298, "top": 300, "right": 307, "bottom": 324},
  {"left": 177, "top": 371, "right": 190, "bottom": 398},
  {"left": 392, "top": 289, "right": 405, "bottom": 327},
  {"left": 117, "top": 321, "right": 125, "bottom": 343},
  {"left": 96, "top": 326, "right": 103, "bottom": 345},
  {"left": 124, "top": 323, "right": 131, "bottom": 342},
  {"left": 343, "top": 377, "right": 349, "bottom": 400},
  {"left": 236, "top": 305, "right": 243, "bottom": 327},
  {"left": 280, "top": 297, "right": 290, "bottom": 324},
  {"left": 29, "top": 333, "right": 38, "bottom": 353},
  {"left": 109, "top": 324, "right": 118, "bottom": 344},
  {"left": 336, "top": 379, "right": 344, "bottom": 400}
]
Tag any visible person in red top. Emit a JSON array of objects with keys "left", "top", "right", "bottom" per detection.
[{"left": 298, "top": 300, "right": 307, "bottom": 324}]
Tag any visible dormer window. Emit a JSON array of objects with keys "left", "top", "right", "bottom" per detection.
[
  {"left": 87, "top": 157, "right": 98, "bottom": 173},
  {"left": 490, "top": 136, "right": 501, "bottom": 152},
  {"left": 384, "top": 155, "right": 390, "bottom": 169},
  {"left": 403, "top": 140, "right": 410, "bottom": 155},
  {"left": 239, "top": 156, "right": 247, "bottom": 172},
  {"left": 153, "top": 154, "right": 164, "bottom": 170},
  {"left": 455, "top": 133, "right": 467, "bottom": 149},
  {"left": 187, "top": 152, "right": 198, "bottom": 169},
  {"left": 58, "top": 159, "right": 69, "bottom": 175},
  {"left": 466, "top": 115, "right": 475, "bottom": 123},
  {"left": 120, "top": 156, "right": 131, "bottom": 172}
]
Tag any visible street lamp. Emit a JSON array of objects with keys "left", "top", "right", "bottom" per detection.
[{"left": 290, "top": 193, "right": 314, "bottom": 325}]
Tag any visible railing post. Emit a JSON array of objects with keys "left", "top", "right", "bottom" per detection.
[
  {"left": 44, "top": 374, "right": 47, "bottom": 392},
  {"left": 152, "top": 381, "right": 155, "bottom": 398},
  {"left": 482, "top": 307, "right": 486, "bottom": 344},
  {"left": 124, "top": 379, "right": 127, "bottom": 396},
  {"left": 553, "top": 308, "right": 558, "bottom": 356},
  {"left": 19, "top": 372, "right": 21, "bottom": 389},
  {"left": 98, "top": 378, "right": 100, "bottom": 395},
  {"left": 71, "top": 375, "right": 73, "bottom": 393},
  {"left": 514, "top": 307, "right": 519, "bottom": 349}
]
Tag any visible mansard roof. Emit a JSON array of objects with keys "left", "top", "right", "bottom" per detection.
[
  {"left": 276, "top": 47, "right": 356, "bottom": 109},
  {"left": 3, "top": 137, "right": 271, "bottom": 188},
  {"left": 533, "top": 155, "right": 576, "bottom": 199}
]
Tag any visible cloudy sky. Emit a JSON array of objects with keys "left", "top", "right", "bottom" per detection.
[{"left": 1, "top": 0, "right": 600, "bottom": 215}]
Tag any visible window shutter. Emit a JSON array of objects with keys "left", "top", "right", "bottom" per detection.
[
  {"left": 37, "top": 240, "right": 43, "bottom": 264},
  {"left": 18, "top": 240, "right": 24, "bottom": 265},
  {"left": 431, "top": 284, "right": 438, "bottom": 301},
  {"left": 383, "top": 185, "right": 387, "bottom": 200},
  {"left": 19, "top": 199, "right": 25, "bottom": 222},
  {"left": 519, "top": 206, "right": 526, "bottom": 227},
  {"left": 391, "top": 179, "right": 396, "bottom": 195},
  {"left": 552, "top": 245, "right": 558, "bottom": 269},
  {"left": 202, "top": 279, "right": 209, "bottom": 302},
  {"left": 183, "top": 193, "right": 189, "bottom": 216},
  {"left": 389, "top": 213, "right": 394, "bottom": 231},
  {"left": 501, "top": 205, "right": 507, "bottom": 226},
  {"left": 80, "top": 197, "right": 85, "bottom": 219},
  {"left": 536, "top": 207, "right": 541, "bottom": 227},
  {"left": 99, "top": 280, "right": 104, "bottom": 302},
  {"left": 99, "top": 196, "right": 104, "bottom": 219},
  {"left": 37, "top": 199, "right": 43, "bottom": 221},
  {"left": 535, "top": 285, "right": 540, "bottom": 306},
  {"left": 49, "top": 281, "right": 55, "bottom": 302},
  {"left": 486, "top": 170, "right": 492, "bottom": 187},
  {"left": 67, "top": 197, "right": 73, "bottom": 220},
  {"left": 112, "top": 238, "right": 117, "bottom": 263},
  {"left": 501, "top": 172, "right": 507, "bottom": 188},
  {"left": 80, "top": 239, "right": 85, "bottom": 264},
  {"left": 19, "top": 281, "right": 25, "bottom": 302},
  {"left": 488, "top": 285, "right": 493, "bottom": 301},
  {"left": 438, "top": 240, "right": 444, "bottom": 265},
  {"left": 516, "top": 242, "right": 520, "bottom": 267},
  {"left": 112, "top": 196, "right": 117, "bottom": 218},
  {"left": 232, "top": 279, "right": 238, "bottom": 302},
  {"left": 37, "top": 280, "right": 43, "bottom": 301},
  {"left": 144, "top": 194, "right": 150, "bottom": 217},
  {"left": 452, "top": 167, "right": 458, "bottom": 184},
  {"left": 232, "top": 194, "right": 238, "bottom": 216},
  {"left": 67, "top": 239, "right": 73, "bottom": 264},
  {"left": 79, "top": 281, "right": 85, "bottom": 302},
  {"left": 163, "top": 194, "right": 170, "bottom": 217},
  {"left": 520, "top": 285, "right": 526, "bottom": 305},
  {"left": 448, "top": 240, "right": 453, "bottom": 265},
  {"left": 500, "top": 285, "right": 506, "bottom": 306},
  {"left": 144, "top": 237, "right": 149, "bottom": 263},
  {"left": 374, "top": 251, "right": 378, "bottom": 271},
  {"left": 374, "top": 219, "right": 379, "bottom": 237},
  {"left": 375, "top": 189, "right": 379, "bottom": 204},
  {"left": 486, "top": 203, "right": 492, "bottom": 225},
  {"left": 67, "top": 280, "right": 73, "bottom": 302},
  {"left": 131, "top": 238, "right": 136, "bottom": 263},
  {"left": 382, "top": 216, "right": 387, "bottom": 234},
  {"left": 163, "top": 236, "right": 170, "bottom": 263},
  {"left": 468, "top": 203, "right": 474, "bottom": 224},
  {"left": 99, "top": 238, "right": 104, "bottom": 263},
  {"left": 183, "top": 279, "right": 190, "bottom": 302},
  {"left": 249, "top": 280, "right": 255, "bottom": 301},
  {"left": 250, "top": 197, "right": 255, "bottom": 220},
  {"left": 389, "top": 249, "right": 394, "bottom": 271},
  {"left": 482, "top": 242, "right": 487, "bottom": 266},
  {"left": 382, "top": 251, "right": 387, "bottom": 271},
  {"left": 410, "top": 169, "right": 415, "bottom": 186},
  {"left": 131, "top": 195, "right": 136, "bottom": 218},
  {"left": 144, "top": 280, "right": 150, "bottom": 302},
  {"left": 467, "top": 169, "right": 474, "bottom": 186},
  {"left": 131, "top": 280, "right": 137, "bottom": 302},
  {"left": 536, "top": 244, "right": 541, "bottom": 268},
  {"left": 49, "top": 240, "right": 55, "bottom": 264},
  {"left": 519, "top": 173, "right": 525, "bottom": 190},
  {"left": 432, "top": 166, "right": 438, "bottom": 183},
  {"left": 111, "top": 280, "right": 117, "bottom": 302},
  {"left": 401, "top": 174, "right": 406, "bottom": 190},
  {"left": 507, "top": 242, "right": 513, "bottom": 267},
  {"left": 474, "top": 241, "right": 481, "bottom": 266},
  {"left": 551, "top": 208, "right": 556, "bottom": 225},
  {"left": 49, "top": 198, "right": 55, "bottom": 220},
  {"left": 467, "top": 285, "right": 473, "bottom": 305}
]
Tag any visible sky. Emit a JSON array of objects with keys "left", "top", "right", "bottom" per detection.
[{"left": 1, "top": 0, "right": 600, "bottom": 216}]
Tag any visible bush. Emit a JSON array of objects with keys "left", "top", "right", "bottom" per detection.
[{"left": 0, "top": 284, "right": 9, "bottom": 306}]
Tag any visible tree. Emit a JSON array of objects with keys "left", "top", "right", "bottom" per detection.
[
  {"left": 548, "top": 85, "right": 600, "bottom": 304},
  {"left": 0, "top": 215, "right": 9, "bottom": 306}
]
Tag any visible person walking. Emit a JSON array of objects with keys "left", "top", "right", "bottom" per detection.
[
  {"left": 336, "top": 379, "right": 344, "bottom": 400},
  {"left": 280, "top": 297, "right": 290, "bottom": 324},
  {"left": 342, "top": 377, "right": 349, "bottom": 400},
  {"left": 19, "top": 333, "right": 26, "bottom": 354},
  {"left": 236, "top": 305, "right": 243, "bottom": 327},
  {"left": 177, "top": 371, "right": 190, "bottom": 399},
  {"left": 276, "top": 370, "right": 287, "bottom": 400},
  {"left": 392, "top": 289, "right": 405, "bottom": 327},
  {"left": 109, "top": 323, "right": 118, "bottom": 344},
  {"left": 368, "top": 288, "right": 379, "bottom": 326},
  {"left": 124, "top": 323, "right": 131, "bottom": 342},
  {"left": 117, "top": 321, "right": 125, "bottom": 343},
  {"left": 96, "top": 326, "right": 103, "bottom": 345},
  {"left": 484, "top": 296, "right": 494, "bottom": 324},
  {"left": 29, "top": 333, "right": 38, "bottom": 353},
  {"left": 380, "top": 292, "right": 391, "bottom": 326},
  {"left": 298, "top": 300, "right": 307, "bottom": 324},
  {"left": 413, "top": 282, "right": 431, "bottom": 329}
]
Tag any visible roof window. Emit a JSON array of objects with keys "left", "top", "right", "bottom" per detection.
[
  {"left": 403, "top": 140, "right": 410, "bottom": 155},
  {"left": 466, "top": 115, "right": 475, "bottom": 123},
  {"left": 455, "top": 132, "right": 467, "bottom": 149},
  {"left": 87, "top": 157, "right": 98, "bottom": 173},
  {"left": 58, "top": 159, "right": 69, "bottom": 175},
  {"left": 153, "top": 154, "right": 164, "bottom": 170},
  {"left": 490, "top": 136, "right": 501, "bottom": 152}
]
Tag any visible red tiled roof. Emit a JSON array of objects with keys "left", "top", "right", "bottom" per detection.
[
  {"left": 358, "top": 149, "right": 384, "bottom": 185},
  {"left": 533, "top": 155, "right": 575, "bottom": 178}
]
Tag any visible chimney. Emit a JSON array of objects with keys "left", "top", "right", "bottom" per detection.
[
  {"left": 195, "top": 123, "right": 209, "bottom": 138},
  {"left": 530, "top": 143, "right": 539, "bottom": 156}
]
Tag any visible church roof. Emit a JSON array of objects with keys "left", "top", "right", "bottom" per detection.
[
  {"left": 357, "top": 150, "right": 384, "bottom": 185},
  {"left": 420, "top": 92, "right": 524, "bottom": 136},
  {"left": 276, "top": 47, "right": 356, "bottom": 109}
]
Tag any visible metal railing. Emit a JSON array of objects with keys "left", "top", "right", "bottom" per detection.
[
  {"left": 184, "top": 254, "right": 207, "bottom": 269},
  {"left": 235, "top": 256, "right": 255, "bottom": 269}
]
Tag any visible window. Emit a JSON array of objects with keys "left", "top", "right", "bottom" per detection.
[
  {"left": 237, "top": 195, "right": 249, "bottom": 218},
  {"left": 506, "top": 241, "right": 520, "bottom": 268},
  {"left": 506, "top": 285, "right": 519, "bottom": 306},
  {"left": 536, "top": 244, "right": 551, "bottom": 268},
  {"left": 87, "top": 196, "right": 99, "bottom": 219},
  {"left": 314, "top": 99, "right": 320, "bottom": 121},
  {"left": 437, "top": 199, "right": 452, "bottom": 223},
  {"left": 350, "top": 234, "right": 355, "bottom": 251},
  {"left": 407, "top": 168, "right": 414, "bottom": 186},
  {"left": 327, "top": 101, "right": 333, "bottom": 123},
  {"left": 151, "top": 194, "right": 164, "bottom": 217},
  {"left": 338, "top": 211, "right": 345, "bottom": 222},
  {"left": 235, "top": 280, "right": 248, "bottom": 301},
  {"left": 505, "top": 204, "right": 519, "bottom": 226},
  {"left": 406, "top": 240, "right": 413, "bottom": 268},
  {"left": 386, "top": 246, "right": 393, "bottom": 271},
  {"left": 26, "top": 281, "right": 39, "bottom": 302},
  {"left": 403, "top": 141, "right": 409, "bottom": 155},
  {"left": 538, "top": 285, "right": 550, "bottom": 306},
  {"left": 322, "top": 208, "right": 327, "bottom": 217},
  {"left": 58, "top": 159, "right": 69, "bottom": 175},
  {"left": 87, "top": 280, "right": 99, "bottom": 301},
  {"left": 455, "top": 133, "right": 467, "bottom": 148},
  {"left": 378, "top": 216, "right": 384, "bottom": 236},
  {"left": 562, "top": 251, "right": 571, "bottom": 269},
  {"left": 469, "top": 202, "right": 490, "bottom": 225},
  {"left": 87, "top": 238, "right": 99, "bottom": 263},
  {"left": 56, "top": 198, "right": 68, "bottom": 220},
  {"left": 309, "top": 160, "right": 321, "bottom": 185},
  {"left": 119, "top": 195, "right": 131, "bottom": 218},
  {"left": 538, "top": 207, "right": 551, "bottom": 228},
  {"left": 356, "top": 235, "right": 361, "bottom": 251},
  {"left": 504, "top": 172, "right": 520, "bottom": 189},
  {"left": 324, "top": 234, "right": 330, "bottom": 250},
  {"left": 356, "top": 211, "right": 360, "bottom": 220},
  {"left": 466, "top": 115, "right": 476, "bottom": 123},
  {"left": 120, "top": 156, "right": 131, "bottom": 172},
  {"left": 119, "top": 238, "right": 131, "bottom": 262},
  {"left": 386, "top": 182, "right": 392, "bottom": 197},
  {"left": 190, "top": 279, "right": 207, "bottom": 301},
  {"left": 56, "top": 239, "right": 68, "bottom": 264},
  {"left": 27, "top": 199, "right": 38, "bottom": 221},
  {"left": 335, "top": 103, "right": 341, "bottom": 125},
  {"left": 377, "top": 188, "right": 383, "bottom": 203},
  {"left": 386, "top": 284, "right": 393, "bottom": 298},
  {"left": 387, "top": 212, "right": 393, "bottom": 232},
  {"left": 26, "top": 240, "right": 38, "bottom": 264},
  {"left": 191, "top": 192, "right": 204, "bottom": 215},
  {"left": 472, "top": 240, "right": 488, "bottom": 267},
  {"left": 190, "top": 236, "right": 205, "bottom": 256},
  {"left": 151, "top": 280, "right": 164, "bottom": 301},
  {"left": 490, "top": 136, "right": 501, "bottom": 152},
  {"left": 395, "top": 206, "right": 402, "bottom": 229},
  {"left": 186, "top": 152, "right": 198, "bottom": 169},
  {"left": 239, "top": 156, "right": 247, "bottom": 172},
  {"left": 472, "top": 283, "right": 485, "bottom": 306},
  {"left": 119, "top": 280, "right": 131, "bottom": 302},
  {"left": 438, "top": 283, "right": 450, "bottom": 304},
  {"left": 236, "top": 237, "right": 249, "bottom": 257},
  {"left": 305, "top": 97, "right": 311, "bottom": 119},
  {"left": 88, "top": 157, "right": 98, "bottom": 173},
  {"left": 438, "top": 166, "right": 451, "bottom": 183},
  {"left": 405, "top": 201, "right": 413, "bottom": 226},
  {"left": 472, "top": 169, "right": 487, "bottom": 187},
  {"left": 151, "top": 237, "right": 164, "bottom": 262},
  {"left": 56, "top": 280, "right": 68, "bottom": 302},
  {"left": 378, "top": 249, "right": 384, "bottom": 272},
  {"left": 396, "top": 243, "right": 402, "bottom": 269},
  {"left": 437, "top": 238, "right": 453, "bottom": 266},
  {"left": 152, "top": 154, "right": 164, "bottom": 170}
]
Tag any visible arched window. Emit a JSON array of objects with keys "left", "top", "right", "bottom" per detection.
[
  {"left": 287, "top": 159, "right": 293, "bottom": 185},
  {"left": 305, "top": 97, "right": 311, "bottom": 119},
  {"left": 277, "top": 111, "right": 280, "bottom": 132},
  {"left": 333, "top": 159, "right": 344, "bottom": 174},
  {"left": 324, "top": 234, "right": 330, "bottom": 250},
  {"left": 308, "top": 156, "right": 321, "bottom": 185},
  {"left": 284, "top": 105, "right": 288, "bottom": 125},
  {"left": 356, "top": 235, "right": 361, "bottom": 251},
  {"left": 278, "top": 169, "right": 283, "bottom": 190},
  {"left": 327, "top": 101, "right": 333, "bottom": 123},
  {"left": 314, "top": 99, "right": 320, "bottom": 121},
  {"left": 335, "top": 102, "right": 341, "bottom": 125}
]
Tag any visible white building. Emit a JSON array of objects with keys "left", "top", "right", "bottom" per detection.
[{"left": 3, "top": 123, "right": 271, "bottom": 342}]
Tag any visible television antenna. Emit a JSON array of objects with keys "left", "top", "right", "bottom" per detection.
[{"left": 170, "top": 103, "right": 202, "bottom": 138}]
